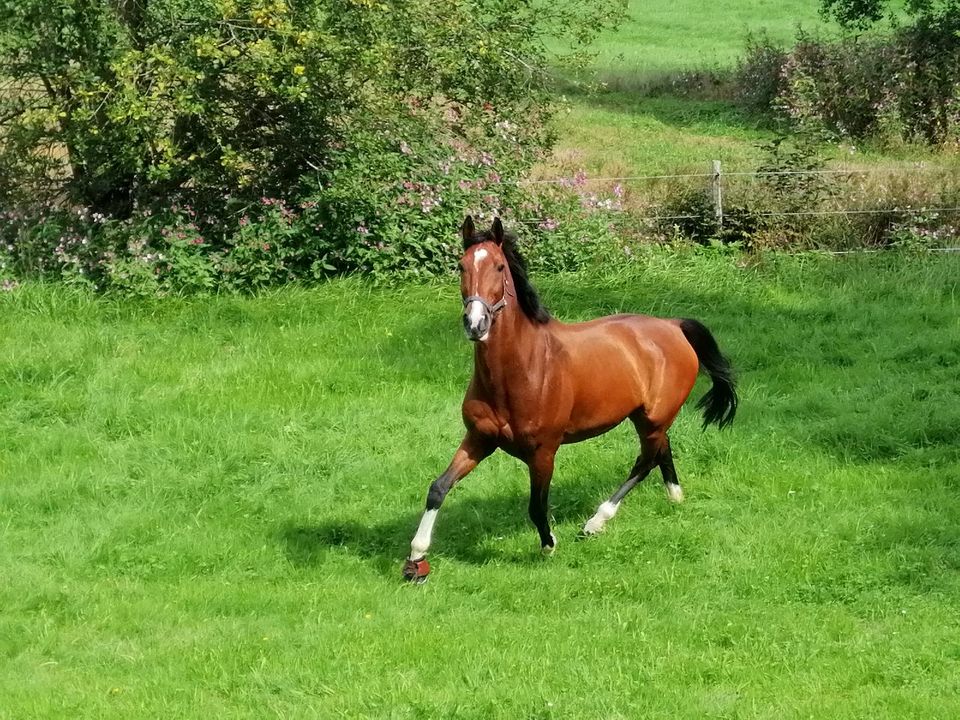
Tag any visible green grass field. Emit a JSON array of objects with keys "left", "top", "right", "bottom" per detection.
[
  {"left": 2, "top": 250, "right": 959, "bottom": 717},
  {"left": 584, "top": 0, "right": 827, "bottom": 78},
  {"left": 546, "top": 0, "right": 954, "bottom": 183},
  {"left": 548, "top": 0, "right": 824, "bottom": 178}
]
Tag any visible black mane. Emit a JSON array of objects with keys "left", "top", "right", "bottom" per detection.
[{"left": 464, "top": 227, "right": 551, "bottom": 324}]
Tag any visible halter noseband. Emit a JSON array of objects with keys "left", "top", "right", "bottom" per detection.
[{"left": 462, "top": 293, "right": 507, "bottom": 316}]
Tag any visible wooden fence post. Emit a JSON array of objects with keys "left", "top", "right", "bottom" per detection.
[{"left": 711, "top": 160, "right": 723, "bottom": 227}]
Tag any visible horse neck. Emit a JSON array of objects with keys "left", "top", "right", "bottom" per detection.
[{"left": 473, "top": 301, "right": 544, "bottom": 387}]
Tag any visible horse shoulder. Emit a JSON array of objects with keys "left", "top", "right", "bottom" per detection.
[{"left": 461, "top": 386, "right": 511, "bottom": 442}]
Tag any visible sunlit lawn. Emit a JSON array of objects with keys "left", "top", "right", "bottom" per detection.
[{"left": 2, "top": 250, "right": 958, "bottom": 717}]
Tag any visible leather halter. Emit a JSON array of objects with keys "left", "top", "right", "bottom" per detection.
[
  {"left": 462, "top": 293, "right": 507, "bottom": 316},
  {"left": 461, "top": 247, "right": 512, "bottom": 317}
]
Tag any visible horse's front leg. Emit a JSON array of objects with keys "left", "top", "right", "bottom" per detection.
[
  {"left": 527, "top": 446, "right": 558, "bottom": 554},
  {"left": 403, "top": 431, "right": 493, "bottom": 582}
]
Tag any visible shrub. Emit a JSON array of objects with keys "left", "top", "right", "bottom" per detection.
[
  {"left": 517, "top": 173, "right": 630, "bottom": 272},
  {"left": 0, "top": 0, "right": 627, "bottom": 289},
  {"left": 736, "top": 10, "right": 960, "bottom": 145},
  {"left": 736, "top": 32, "right": 788, "bottom": 118}
]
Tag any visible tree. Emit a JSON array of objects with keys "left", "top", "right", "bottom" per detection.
[
  {"left": 821, "top": 0, "right": 959, "bottom": 28},
  {"left": 0, "top": 0, "right": 626, "bottom": 218}
]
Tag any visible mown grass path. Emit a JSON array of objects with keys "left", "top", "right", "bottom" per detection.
[{"left": 2, "top": 251, "right": 958, "bottom": 718}]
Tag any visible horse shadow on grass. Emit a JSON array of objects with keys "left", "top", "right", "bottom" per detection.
[{"left": 278, "top": 471, "right": 622, "bottom": 579}]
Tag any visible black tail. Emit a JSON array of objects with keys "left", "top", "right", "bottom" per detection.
[{"left": 679, "top": 319, "right": 738, "bottom": 430}]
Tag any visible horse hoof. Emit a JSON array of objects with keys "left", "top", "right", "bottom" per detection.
[
  {"left": 583, "top": 501, "right": 617, "bottom": 535},
  {"left": 581, "top": 520, "right": 604, "bottom": 536},
  {"left": 402, "top": 558, "right": 430, "bottom": 583},
  {"left": 540, "top": 533, "right": 557, "bottom": 555},
  {"left": 666, "top": 484, "right": 684, "bottom": 503}
]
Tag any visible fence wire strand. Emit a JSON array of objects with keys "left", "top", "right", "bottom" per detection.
[
  {"left": 514, "top": 164, "right": 945, "bottom": 186},
  {"left": 507, "top": 164, "right": 960, "bottom": 224}
]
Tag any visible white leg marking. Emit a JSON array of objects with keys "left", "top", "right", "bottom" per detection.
[
  {"left": 541, "top": 532, "right": 557, "bottom": 555},
  {"left": 409, "top": 509, "right": 438, "bottom": 560},
  {"left": 666, "top": 483, "right": 684, "bottom": 503},
  {"left": 583, "top": 501, "right": 619, "bottom": 535}
]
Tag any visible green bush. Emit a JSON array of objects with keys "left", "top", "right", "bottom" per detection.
[
  {"left": 0, "top": 166, "right": 634, "bottom": 293},
  {"left": 517, "top": 172, "right": 628, "bottom": 272},
  {"left": 735, "top": 32, "right": 788, "bottom": 118},
  {"left": 0, "top": 0, "right": 626, "bottom": 289},
  {"left": 736, "top": 10, "right": 960, "bottom": 145}
]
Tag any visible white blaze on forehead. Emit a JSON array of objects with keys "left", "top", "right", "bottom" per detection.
[{"left": 473, "top": 248, "right": 489, "bottom": 269}]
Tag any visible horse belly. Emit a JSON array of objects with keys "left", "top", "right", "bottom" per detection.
[
  {"left": 562, "top": 420, "right": 625, "bottom": 445},
  {"left": 564, "top": 364, "right": 644, "bottom": 442}
]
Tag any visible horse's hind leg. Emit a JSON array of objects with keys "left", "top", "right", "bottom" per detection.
[
  {"left": 582, "top": 428, "right": 677, "bottom": 535},
  {"left": 659, "top": 436, "right": 683, "bottom": 503}
]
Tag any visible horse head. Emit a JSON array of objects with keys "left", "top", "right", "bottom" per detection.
[{"left": 459, "top": 215, "right": 509, "bottom": 342}]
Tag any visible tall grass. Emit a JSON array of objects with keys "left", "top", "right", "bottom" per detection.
[{"left": 1, "top": 250, "right": 958, "bottom": 717}]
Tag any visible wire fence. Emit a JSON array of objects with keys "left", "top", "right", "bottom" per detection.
[
  {"left": 505, "top": 162, "right": 960, "bottom": 254},
  {"left": 515, "top": 164, "right": 946, "bottom": 185}
]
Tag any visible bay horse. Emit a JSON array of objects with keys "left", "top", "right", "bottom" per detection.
[{"left": 402, "top": 216, "right": 737, "bottom": 581}]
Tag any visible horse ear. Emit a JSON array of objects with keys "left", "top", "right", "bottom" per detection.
[
  {"left": 491, "top": 217, "right": 504, "bottom": 246},
  {"left": 461, "top": 215, "right": 475, "bottom": 247}
]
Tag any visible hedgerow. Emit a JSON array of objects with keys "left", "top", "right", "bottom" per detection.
[
  {"left": 736, "top": 8, "right": 960, "bottom": 146},
  {"left": 0, "top": 0, "right": 626, "bottom": 291}
]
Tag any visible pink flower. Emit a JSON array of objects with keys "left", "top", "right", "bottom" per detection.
[
  {"left": 357, "top": 225, "right": 369, "bottom": 235},
  {"left": 262, "top": 243, "right": 271, "bottom": 251}
]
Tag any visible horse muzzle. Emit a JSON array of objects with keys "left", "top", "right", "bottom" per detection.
[
  {"left": 463, "top": 301, "right": 491, "bottom": 342},
  {"left": 462, "top": 294, "right": 506, "bottom": 343}
]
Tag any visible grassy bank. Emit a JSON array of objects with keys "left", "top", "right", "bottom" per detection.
[
  {"left": 550, "top": 0, "right": 826, "bottom": 169},
  {"left": 2, "top": 250, "right": 958, "bottom": 717}
]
